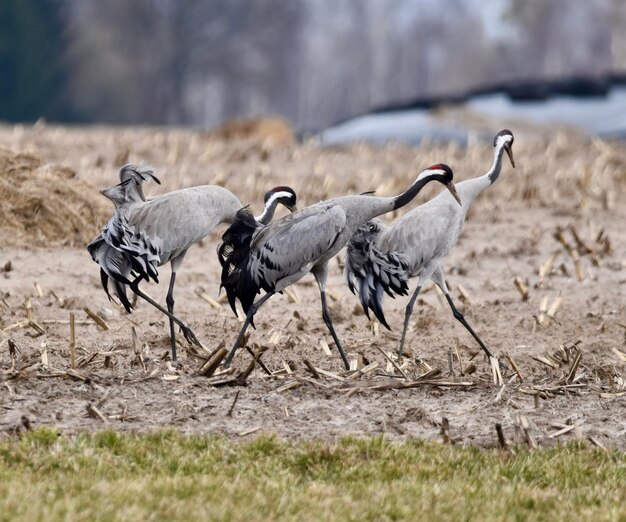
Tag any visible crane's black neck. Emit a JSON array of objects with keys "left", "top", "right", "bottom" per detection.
[{"left": 393, "top": 174, "right": 447, "bottom": 210}]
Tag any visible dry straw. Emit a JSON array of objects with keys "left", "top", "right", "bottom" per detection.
[{"left": 0, "top": 147, "right": 109, "bottom": 246}]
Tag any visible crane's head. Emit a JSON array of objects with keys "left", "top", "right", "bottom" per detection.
[
  {"left": 100, "top": 164, "right": 161, "bottom": 206},
  {"left": 493, "top": 129, "right": 515, "bottom": 168},
  {"left": 119, "top": 163, "right": 161, "bottom": 202},
  {"left": 418, "top": 163, "right": 462, "bottom": 206},
  {"left": 264, "top": 186, "right": 297, "bottom": 213},
  {"left": 352, "top": 218, "right": 384, "bottom": 243}
]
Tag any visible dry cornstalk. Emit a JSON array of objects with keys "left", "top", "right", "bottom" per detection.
[
  {"left": 503, "top": 353, "right": 523, "bottom": 381},
  {"left": 69, "top": 312, "right": 76, "bottom": 369},
  {"left": 2, "top": 320, "right": 30, "bottom": 332},
  {"left": 495, "top": 423, "right": 508, "bottom": 451},
  {"left": 569, "top": 225, "right": 594, "bottom": 255},
  {"left": 314, "top": 367, "right": 345, "bottom": 381},
  {"left": 457, "top": 285, "right": 472, "bottom": 304},
  {"left": 565, "top": 348, "right": 582, "bottom": 384},
  {"left": 283, "top": 287, "right": 300, "bottom": 304},
  {"left": 275, "top": 380, "right": 303, "bottom": 393},
  {"left": 531, "top": 354, "right": 560, "bottom": 369},
  {"left": 84, "top": 307, "right": 109, "bottom": 330},
  {"left": 600, "top": 391, "right": 626, "bottom": 399},
  {"left": 238, "top": 426, "right": 260, "bottom": 437},
  {"left": 198, "top": 347, "right": 227, "bottom": 377},
  {"left": 538, "top": 253, "right": 559, "bottom": 285},
  {"left": 246, "top": 346, "right": 271, "bottom": 375},
  {"left": 374, "top": 345, "right": 408, "bottom": 380},
  {"left": 41, "top": 319, "right": 91, "bottom": 325},
  {"left": 513, "top": 277, "right": 529, "bottom": 301},
  {"left": 40, "top": 341, "right": 48, "bottom": 368},
  {"left": 440, "top": 417, "right": 452, "bottom": 444},
  {"left": 347, "top": 361, "right": 379, "bottom": 380},
  {"left": 549, "top": 424, "right": 577, "bottom": 439},
  {"left": 587, "top": 436, "right": 607, "bottom": 451},
  {"left": 227, "top": 390, "right": 240, "bottom": 417},
  {"left": 86, "top": 403, "right": 107, "bottom": 422},
  {"left": 537, "top": 296, "right": 549, "bottom": 325},
  {"left": 303, "top": 359, "right": 320, "bottom": 379},
  {"left": 195, "top": 290, "right": 221, "bottom": 309},
  {"left": 28, "top": 321, "right": 46, "bottom": 336},
  {"left": 319, "top": 339, "right": 332, "bottom": 356},
  {"left": 547, "top": 297, "right": 562, "bottom": 320},
  {"left": 554, "top": 227, "right": 585, "bottom": 281},
  {"left": 611, "top": 347, "right": 626, "bottom": 363}
]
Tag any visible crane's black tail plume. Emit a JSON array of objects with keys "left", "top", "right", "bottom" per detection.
[
  {"left": 218, "top": 207, "right": 264, "bottom": 328},
  {"left": 345, "top": 221, "right": 409, "bottom": 329},
  {"left": 88, "top": 221, "right": 160, "bottom": 314}
]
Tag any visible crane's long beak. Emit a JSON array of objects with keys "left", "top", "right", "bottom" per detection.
[
  {"left": 447, "top": 182, "right": 462, "bottom": 206},
  {"left": 287, "top": 204, "right": 298, "bottom": 213},
  {"left": 505, "top": 145, "right": 515, "bottom": 168}
]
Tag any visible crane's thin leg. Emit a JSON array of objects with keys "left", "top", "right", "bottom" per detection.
[
  {"left": 166, "top": 271, "right": 177, "bottom": 361},
  {"left": 398, "top": 284, "right": 422, "bottom": 357},
  {"left": 314, "top": 267, "right": 350, "bottom": 370},
  {"left": 224, "top": 291, "right": 274, "bottom": 368},
  {"left": 431, "top": 265, "right": 494, "bottom": 359},
  {"left": 443, "top": 293, "right": 494, "bottom": 359},
  {"left": 320, "top": 290, "right": 350, "bottom": 370},
  {"left": 128, "top": 280, "right": 201, "bottom": 348}
]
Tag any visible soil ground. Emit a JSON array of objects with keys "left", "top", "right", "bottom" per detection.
[{"left": 1, "top": 122, "right": 624, "bottom": 449}]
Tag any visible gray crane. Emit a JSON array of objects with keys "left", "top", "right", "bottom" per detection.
[
  {"left": 219, "top": 164, "right": 460, "bottom": 369},
  {"left": 88, "top": 165, "right": 297, "bottom": 360},
  {"left": 345, "top": 129, "right": 515, "bottom": 367}
]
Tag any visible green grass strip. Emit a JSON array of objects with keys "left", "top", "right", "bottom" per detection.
[{"left": 0, "top": 429, "right": 625, "bottom": 521}]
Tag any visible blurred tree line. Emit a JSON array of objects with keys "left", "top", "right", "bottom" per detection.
[
  {"left": 0, "top": 0, "right": 68, "bottom": 121},
  {"left": 0, "top": 0, "right": 625, "bottom": 130}
]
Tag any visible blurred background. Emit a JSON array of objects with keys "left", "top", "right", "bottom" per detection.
[{"left": 1, "top": 0, "right": 626, "bottom": 141}]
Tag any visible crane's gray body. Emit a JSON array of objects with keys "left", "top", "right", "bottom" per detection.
[
  {"left": 376, "top": 181, "right": 476, "bottom": 280},
  {"left": 89, "top": 184, "right": 242, "bottom": 281},
  {"left": 128, "top": 185, "right": 242, "bottom": 269},
  {"left": 345, "top": 132, "right": 514, "bottom": 361},
  {"left": 248, "top": 194, "right": 396, "bottom": 292}
]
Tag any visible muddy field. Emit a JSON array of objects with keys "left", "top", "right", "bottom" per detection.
[{"left": 1, "top": 121, "right": 625, "bottom": 449}]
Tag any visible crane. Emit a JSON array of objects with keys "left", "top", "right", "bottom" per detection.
[
  {"left": 88, "top": 165, "right": 297, "bottom": 360},
  {"left": 345, "top": 130, "right": 515, "bottom": 373}
]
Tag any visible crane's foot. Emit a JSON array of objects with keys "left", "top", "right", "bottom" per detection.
[{"left": 180, "top": 324, "right": 201, "bottom": 347}]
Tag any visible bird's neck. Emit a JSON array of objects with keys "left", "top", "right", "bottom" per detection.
[
  {"left": 461, "top": 143, "right": 506, "bottom": 203},
  {"left": 255, "top": 200, "right": 278, "bottom": 225},
  {"left": 392, "top": 173, "right": 447, "bottom": 211},
  {"left": 353, "top": 173, "right": 446, "bottom": 222}
]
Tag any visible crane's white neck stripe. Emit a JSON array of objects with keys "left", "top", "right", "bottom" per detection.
[
  {"left": 416, "top": 169, "right": 445, "bottom": 182},
  {"left": 265, "top": 191, "right": 293, "bottom": 206},
  {"left": 495, "top": 134, "right": 513, "bottom": 150},
  {"left": 254, "top": 191, "right": 293, "bottom": 222}
]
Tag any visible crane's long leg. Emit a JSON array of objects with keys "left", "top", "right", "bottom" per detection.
[
  {"left": 431, "top": 266, "right": 494, "bottom": 359},
  {"left": 166, "top": 271, "right": 178, "bottom": 361},
  {"left": 314, "top": 267, "right": 350, "bottom": 370},
  {"left": 398, "top": 284, "right": 422, "bottom": 357},
  {"left": 128, "top": 279, "right": 201, "bottom": 348},
  {"left": 224, "top": 291, "right": 275, "bottom": 368},
  {"left": 443, "top": 293, "right": 494, "bottom": 359}
]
